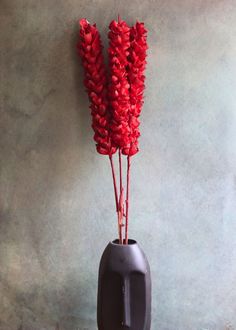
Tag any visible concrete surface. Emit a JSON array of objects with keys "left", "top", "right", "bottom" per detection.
[{"left": 1, "top": 0, "right": 236, "bottom": 329}]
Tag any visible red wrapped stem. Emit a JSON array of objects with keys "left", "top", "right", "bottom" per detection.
[
  {"left": 122, "top": 22, "right": 148, "bottom": 156},
  {"left": 108, "top": 18, "right": 131, "bottom": 150},
  {"left": 77, "top": 18, "right": 117, "bottom": 155}
]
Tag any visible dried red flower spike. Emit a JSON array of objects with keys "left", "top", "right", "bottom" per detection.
[
  {"left": 108, "top": 18, "right": 131, "bottom": 150},
  {"left": 122, "top": 22, "right": 148, "bottom": 156},
  {"left": 76, "top": 17, "right": 149, "bottom": 244},
  {"left": 77, "top": 18, "right": 116, "bottom": 155}
]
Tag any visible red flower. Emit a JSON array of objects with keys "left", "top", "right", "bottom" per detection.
[
  {"left": 76, "top": 18, "right": 149, "bottom": 244},
  {"left": 108, "top": 18, "right": 131, "bottom": 150},
  {"left": 77, "top": 18, "right": 116, "bottom": 155},
  {"left": 122, "top": 22, "right": 148, "bottom": 156}
]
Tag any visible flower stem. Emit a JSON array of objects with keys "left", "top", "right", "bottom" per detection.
[
  {"left": 125, "top": 155, "right": 131, "bottom": 244},
  {"left": 118, "top": 148, "right": 124, "bottom": 244},
  {"left": 119, "top": 148, "right": 123, "bottom": 195},
  {"left": 109, "top": 155, "right": 122, "bottom": 243}
]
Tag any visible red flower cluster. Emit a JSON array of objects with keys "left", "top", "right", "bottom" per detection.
[
  {"left": 108, "top": 18, "right": 131, "bottom": 151},
  {"left": 123, "top": 22, "right": 148, "bottom": 156},
  {"left": 77, "top": 17, "right": 148, "bottom": 244},
  {"left": 77, "top": 18, "right": 147, "bottom": 157},
  {"left": 77, "top": 18, "right": 116, "bottom": 155}
]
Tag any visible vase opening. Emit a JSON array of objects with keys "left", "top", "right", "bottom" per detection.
[{"left": 112, "top": 239, "right": 137, "bottom": 245}]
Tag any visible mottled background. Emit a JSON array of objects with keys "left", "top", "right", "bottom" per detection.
[{"left": 1, "top": 0, "right": 236, "bottom": 329}]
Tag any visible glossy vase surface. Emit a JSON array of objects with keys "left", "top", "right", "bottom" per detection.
[{"left": 97, "top": 239, "right": 151, "bottom": 330}]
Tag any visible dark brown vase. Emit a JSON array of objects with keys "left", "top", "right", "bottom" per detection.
[{"left": 97, "top": 239, "right": 151, "bottom": 330}]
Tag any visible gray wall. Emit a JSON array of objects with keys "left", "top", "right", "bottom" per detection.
[{"left": 1, "top": 1, "right": 236, "bottom": 329}]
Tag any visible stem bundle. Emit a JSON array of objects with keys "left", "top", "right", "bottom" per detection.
[{"left": 77, "top": 17, "right": 148, "bottom": 244}]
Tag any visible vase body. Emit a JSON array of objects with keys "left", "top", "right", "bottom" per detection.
[{"left": 97, "top": 239, "right": 151, "bottom": 330}]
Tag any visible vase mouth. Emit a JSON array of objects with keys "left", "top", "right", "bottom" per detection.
[{"left": 111, "top": 239, "right": 137, "bottom": 246}]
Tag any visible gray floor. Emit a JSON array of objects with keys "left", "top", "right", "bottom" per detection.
[{"left": 1, "top": 0, "right": 236, "bottom": 329}]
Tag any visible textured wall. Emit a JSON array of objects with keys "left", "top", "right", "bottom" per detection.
[{"left": 1, "top": 0, "right": 236, "bottom": 329}]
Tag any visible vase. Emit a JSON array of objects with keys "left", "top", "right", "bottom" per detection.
[{"left": 97, "top": 239, "right": 151, "bottom": 330}]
